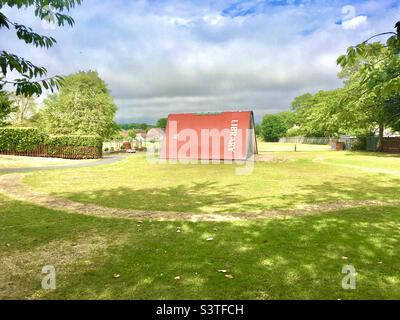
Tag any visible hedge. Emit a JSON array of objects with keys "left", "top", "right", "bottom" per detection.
[
  {"left": 0, "top": 128, "right": 103, "bottom": 159},
  {"left": 44, "top": 135, "right": 103, "bottom": 157},
  {"left": 0, "top": 127, "right": 44, "bottom": 152},
  {"left": 44, "top": 135, "right": 103, "bottom": 149}
]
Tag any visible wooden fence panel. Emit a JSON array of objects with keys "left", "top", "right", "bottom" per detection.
[{"left": 382, "top": 138, "right": 400, "bottom": 154}]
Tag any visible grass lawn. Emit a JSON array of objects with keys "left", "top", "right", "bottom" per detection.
[
  {"left": 1, "top": 194, "right": 400, "bottom": 299},
  {"left": 1, "top": 143, "right": 400, "bottom": 299},
  {"left": 24, "top": 147, "right": 400, "bottom": 214},
  {"left": 0, "top": 155, "right": 98, "bottom": 169},
  {"left": 257, "top": 141, "right": 331, "bottom": 152}
]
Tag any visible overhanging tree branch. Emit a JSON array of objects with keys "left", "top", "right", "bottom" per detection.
[{"left": 0, "top": 0, "right": 81, "bottom": 97}]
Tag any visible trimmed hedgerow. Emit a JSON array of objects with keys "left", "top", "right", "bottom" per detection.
[
  {"left": 44, "top": 135, "right": 103, "bottom": 149},
  {"left": 0, "top": 127, "right": 44, "bottom": 152},
  {"left": 44, "top": 135, "right": 103, "bottom": 157},
  {"left": 0, "top": 129, "right": 103, "bottom": 158}
]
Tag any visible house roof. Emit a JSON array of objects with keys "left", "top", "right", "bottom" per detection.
[
  {"left": 136, "top": 132, "right": 147, "bottom": 138},
  {"left": 147, "top": 128, "right": 165, "bottom": 139}
]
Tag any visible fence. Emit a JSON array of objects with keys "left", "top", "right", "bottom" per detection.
[
  {"left": 381, "top": 137, "right": 400, "bottom": 154},
  {"left": 337, "top": 137, "right": 357, "bottom": 150},
  {"left": 279, "top": 136, "right": 330, "bottom": 145},
  {"left": 0, "top": 144, "right": 102, "bottom": 159},
  {"left": 366, "top": 136, "right": 379, "bottom": 151}
]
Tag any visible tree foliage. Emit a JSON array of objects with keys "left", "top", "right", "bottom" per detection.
[
  {"left": 291, "top": 89, "right": 352, "bottom": 137},
  {"left": 260, "top": 111, "right": 296, "bottom": 142},
  {"left": 40, "top": 71, "right": 119, "bottom": 139},
  {"left": 0, "top": 90, "right": 15, "bottom": 126},
  {"left": 8, "top": 93, "right": 37, "bottom": 126},
  {"left": 290, "top": 21, "right": 400, "bottom": 150},
  {"left": 0, "top": 127, "right": 43, "bottom": 151},
  {"left": 119, "top": 123, "right": 152, "bottom": 131},
  {"left": 127, "top": 129, "right": 137, "bottom": 139},
  {"left": 156, "top": 117, "right": 167, "bottom": 129},
  {"left": 0, "top": 0, "right": 81, "bottom": 96}
]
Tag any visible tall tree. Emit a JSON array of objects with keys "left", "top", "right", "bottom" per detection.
[
  {"left": 0, "top": 0, "right": 81, "bottom": 97},
  {"left": 156, "top": 118, "right": 167, "bottom": 129},
  {"left": 8, "top": 93, "right": 37, "bottom": 126},
  {"left": 337, "top": 21, "right": 400, "bottom": 150},
  {"left": 260, "top": 111, "right": 296, "bottom": 142},
  {"left": 40, "top": 71, "right": 119, "bottom": 139},
  {"left": 291, "top": 89, "right": 349, "bottom": 137}
]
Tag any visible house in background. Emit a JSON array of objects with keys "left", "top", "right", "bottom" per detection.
[
  {"left": 135, "top": 130, "right": 146, "bottom": 148},
  {"left": 146, "top": 128, "right": 165, "bottom": 141}
]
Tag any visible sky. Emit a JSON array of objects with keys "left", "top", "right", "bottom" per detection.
[{"left": 2, "top": 0, "right": 400, "bottom": 124}]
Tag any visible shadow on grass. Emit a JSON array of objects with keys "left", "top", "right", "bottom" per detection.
[
  {"left": 56, "top": 180, "right": 264, "bottom": 213},
  {"left": 269, "top": 175, "right": 400, "bottom": 210},
  {"left": 55, "top": 173, "right": 400, "bottom": 213},
  {"left": 36, "top": 205, "right": 400, "bottom": 300},
  {"left": 1, "top": 194, "right": 399, "bottom": 299}
]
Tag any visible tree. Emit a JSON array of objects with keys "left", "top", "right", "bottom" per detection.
[
  {"left": 291, "top": 90, "right": 348, "bottom": 137},
  {"left": 290, "top": 21, "right": 400, "bottom": 148},
  {"left": 119, "top": 122, "right": 153, "bottom": 131},
  {"left": 0, "top": 0, "right": 81, "bottom": 97},
  {"left": 337, "top": 21, "right": 400, "bottom": 150},
  {"left": 260, "top": 111, "right": 296, "bottom": 142},
  {"left": 156, "top": 118, "right": 167, "bottom": 129},
  {"left": 0, "top": 90, "right": 15, "bottom": 126},
  {"left": 255, "top": 124, "right": 261, "bottom": 137},
  {"left": 127, "top": 129, "right": 137, "bottom": 140},
  {"left": 8, "top": 93, "right": 37, "bottom": 126},
  {"left": 40, "top": 71, "right": 119, "bottom": 139},
  {"left": 138, "top": 123, "right": 149, "bottom": 131}
]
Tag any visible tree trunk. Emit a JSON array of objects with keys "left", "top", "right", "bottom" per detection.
[{"left": 377, "top": 124, "right": 384, "bottom": 152}]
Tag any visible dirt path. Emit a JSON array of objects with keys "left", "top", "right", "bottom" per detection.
[{"left": 1, "top": 173, "right": 399, "bottom": 222}]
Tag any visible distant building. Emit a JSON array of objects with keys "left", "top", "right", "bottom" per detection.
[
  {"left": 120, "top": 130, "right": 129, "bottom": 139},
  {"left": 146, "top": 128, "right": 165, "bottom": 141},
  {"left": 135, "top": 130, "right": 147, "bottom": 139}
]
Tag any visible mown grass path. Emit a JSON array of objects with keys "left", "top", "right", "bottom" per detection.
[{"left": 1, "top": 173, "right": 400, "bottom": 222}]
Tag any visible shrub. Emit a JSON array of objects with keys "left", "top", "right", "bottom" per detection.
[
  {"left": 44, "top": 135, "right": 103, "bottom": 149},
  {"left": 44, "top": 135, "right": 103, "bottom": 157},
  {"left": 0, "top": 129, "right": 103, "bottom": 158},
  {"left": 351, "top": 134, "right": 375, "bottom": 151},
  {"left": 285, "top": 127, "right": 303, "bottom": 137},
  {"left": 0, "top": 127, "right": 44, "bottom": 152}
]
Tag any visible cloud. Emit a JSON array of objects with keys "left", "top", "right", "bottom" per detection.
[
  {"left": 341, "top": 15, "right": 368, "bottom": 30},
  {"left": 2, "top": 0, "right": 399, "bottom": 123}
]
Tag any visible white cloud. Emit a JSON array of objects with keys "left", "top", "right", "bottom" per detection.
[
  {"left": 2, "top": 0, "right": 399, "bottom": 123},
  {"left": 342, "top": 15, "right": 368, "bottom": 30}
]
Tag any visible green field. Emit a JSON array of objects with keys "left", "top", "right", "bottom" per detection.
[
  {"left": 1, "top": 144, "right": 400, "bottom": 299},
  {"left": 25, "top": 146, "right": 400, "bottom": 214}
]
